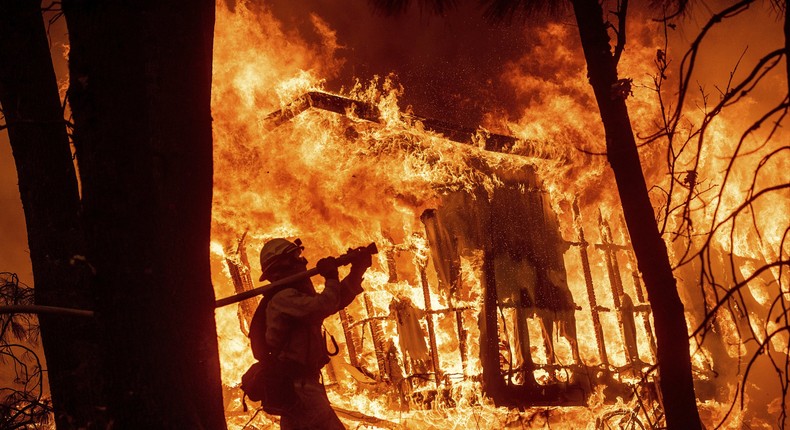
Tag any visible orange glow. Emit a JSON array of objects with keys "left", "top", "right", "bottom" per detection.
[{"left": 210, "top": 2, "right": 787, "bottom": 429}]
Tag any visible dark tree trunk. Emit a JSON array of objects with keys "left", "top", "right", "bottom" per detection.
[
  {"left": 0, "top": 1, "right": 107, "bottom": 427},
  {"left": 785, "top": 2, "right": 789, "bottom": 93},
  {"left": 62, "top": 0, "right": 226, "bottom": 428},
  {"left": 569, "top": 0, "right": 702, "bottom": 428}
]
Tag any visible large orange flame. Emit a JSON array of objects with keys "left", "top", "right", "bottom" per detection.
[{"left": 210, "top": 2, "right": 787, "bottom": 429}]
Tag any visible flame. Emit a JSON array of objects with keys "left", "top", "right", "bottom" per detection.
[{"left": 210, "top": 2, "right": 787, "bottom": 428}]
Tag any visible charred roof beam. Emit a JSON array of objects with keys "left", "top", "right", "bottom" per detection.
[{"left": 263, "top": 91, "right": 555, "bottom": 160}]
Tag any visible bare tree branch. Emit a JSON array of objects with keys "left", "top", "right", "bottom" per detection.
[
  {"left": 0, "top": 305, "right": 93, "bottom": 318},
  {"left": 0, "top": 274, "right": 52, "bottom": 428},
  {"left": 612, "top": 0, "right": 628, "bottom": 66}
]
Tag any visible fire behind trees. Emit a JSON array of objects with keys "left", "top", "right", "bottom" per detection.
[{"left": 366, "top": 0, "right": 703, "bottom": 427}]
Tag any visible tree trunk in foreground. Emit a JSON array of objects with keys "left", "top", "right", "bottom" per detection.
[
  {"left": 62, "top": 0, "right": 226, "bottom": 428},
  {"left": 0, "top": 1, "right": 107, "bottom": 426},
  {"left": 785, "top": 1, "right": 789, "bottom": 93},
  {"left": 570, "top": 0, "right": 702, "bottom": 428}
]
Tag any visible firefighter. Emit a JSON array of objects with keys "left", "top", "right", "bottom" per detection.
[{"left": 248, "top": 238, "right": 370, "bottom": 429}]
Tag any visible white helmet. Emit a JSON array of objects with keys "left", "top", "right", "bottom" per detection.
[{"left": 259, "top": 238, "right": 303, "bottom": 281}]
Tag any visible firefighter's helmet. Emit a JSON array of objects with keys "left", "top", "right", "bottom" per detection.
[{"left": 259, "top": 238, "right": 304, "bottom": 281}]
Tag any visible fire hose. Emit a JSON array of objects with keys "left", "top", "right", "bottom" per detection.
[{"left": 214, "top": 242, "right": 378, "bottom": 308}]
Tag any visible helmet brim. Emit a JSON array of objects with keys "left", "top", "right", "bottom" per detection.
[{"left": 259, "top": 245, "right": 303, "bottom": 282}]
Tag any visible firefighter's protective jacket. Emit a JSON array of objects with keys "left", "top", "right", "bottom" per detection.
[{"left": 261, "top": 273, "right": 363, "bottom": 372}]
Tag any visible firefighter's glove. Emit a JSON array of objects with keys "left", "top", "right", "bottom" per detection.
[{"left": 316, "top": 257, "right": 339, "bottom": 281}]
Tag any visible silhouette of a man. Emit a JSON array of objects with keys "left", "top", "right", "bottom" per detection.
[{"left": 248, "top": 238, "right": 370, "bottom": 429}]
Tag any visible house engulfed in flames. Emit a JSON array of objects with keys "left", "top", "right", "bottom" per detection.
[{"left": 213, "top": 91, "right": 669, "bottom": 429}]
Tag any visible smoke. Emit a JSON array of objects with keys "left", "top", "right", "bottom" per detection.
[{"left": 261, "top": 0, "right": 570, "bottom": 127}]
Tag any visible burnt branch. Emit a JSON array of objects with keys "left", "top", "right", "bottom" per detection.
[
  {"left": 669, "top": 0, "right": 755, "bottom": 132},
  {"left": 0, "top": 273, "right": 52, "bottom": 428},
  {"left": 0, "top": 305, "right": 94, "bottom": 317},
  {"left": 690, "top": 259, "right": 788, "bottom": 339},
  {"left": 645, "top": 1, "right": 788, "bottom": 425},
  {"left": 611, "top": 0, "right": 628, "bottom": 66},
  {"left": 41, "top": 1, "right": 61, "bottom": 12}
]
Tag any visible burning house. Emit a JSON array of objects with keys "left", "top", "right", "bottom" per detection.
[
  {"left": 207, "top": 2, "right": 787, "bottom": 429},
  {"left": 0, "top": 0, "right": 785, "bottom": 428},
  {"left": 213, "top": 90, "right": 665, "bottom": 428}
]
